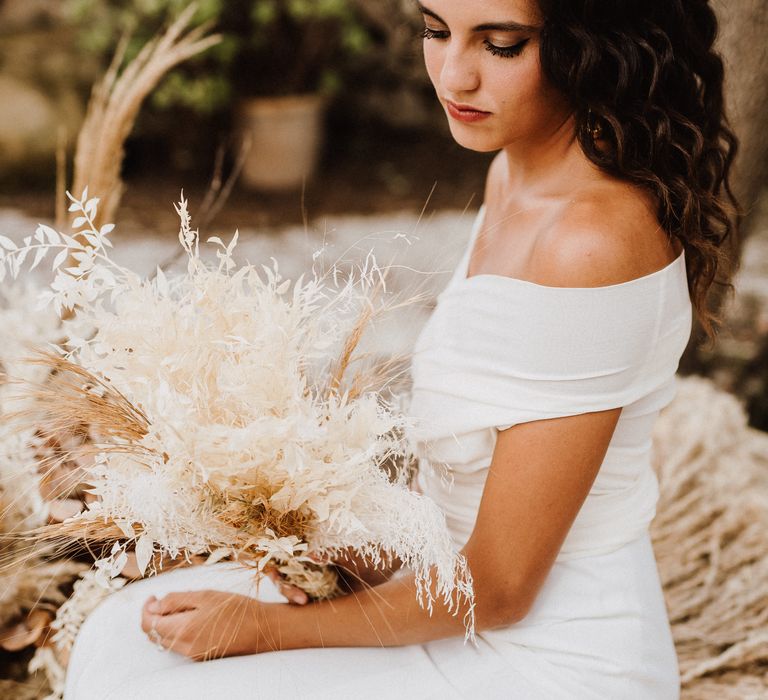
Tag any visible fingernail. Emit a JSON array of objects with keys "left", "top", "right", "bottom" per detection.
[
  {"left": 293, "top": 592, "right": 308, "bottom": 605},
  {"left": 147, "top": 600, "right": 159, "bottom": 613}
]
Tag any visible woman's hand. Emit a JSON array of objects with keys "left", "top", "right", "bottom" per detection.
[
  {"left": 264, "top": 548, "right": 403, "bottom": 605},
  {"left": 140, "top": 590, "right": 276, "bottom": 660}
]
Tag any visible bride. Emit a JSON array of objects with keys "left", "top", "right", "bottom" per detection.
[{"left": 64, "top": 1, "right": 738, "bottom": 698}]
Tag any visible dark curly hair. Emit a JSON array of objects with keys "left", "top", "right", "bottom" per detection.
[{"left": 538, "top": 0, "right": 740, "bottom": 345}]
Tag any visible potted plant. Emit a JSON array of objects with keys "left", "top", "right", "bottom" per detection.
[
  {"left": 223, "top": 0, "right": 372, "bottom": 191},
  {"left": 64, "top": 0, "right": 372, "bottom": 190}
]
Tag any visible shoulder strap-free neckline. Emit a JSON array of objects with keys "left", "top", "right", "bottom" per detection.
[{"left": 462, "top": 205, "right": 685, "bottom": 292}]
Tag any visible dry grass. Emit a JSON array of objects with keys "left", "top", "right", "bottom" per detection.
[
  {"left": 70, "top": 4, "right": 221, "bottom": 229},
  {"left": 651, "top": 375, "right": 768, "bottom": 697}
]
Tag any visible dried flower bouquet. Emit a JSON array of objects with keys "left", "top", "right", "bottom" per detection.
[{"left": 0, "top": 190, "right": 475, "bottom": 647}]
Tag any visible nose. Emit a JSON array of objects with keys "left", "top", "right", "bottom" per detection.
[{"left": 440, "top": 42, "right": 480, "bottom": 96}]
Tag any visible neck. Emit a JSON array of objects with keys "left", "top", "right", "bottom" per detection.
[{"left": 501, "top": 115, "right": 600, "bottom": 198}]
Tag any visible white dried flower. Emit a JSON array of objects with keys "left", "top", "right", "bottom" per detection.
[{"left": 3, "top": 189, "right": 476, "bottom": 641}]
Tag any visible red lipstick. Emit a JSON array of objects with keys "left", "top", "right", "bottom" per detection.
[{"left": 446, "top": 100, "right": 491, "bottom": 123}]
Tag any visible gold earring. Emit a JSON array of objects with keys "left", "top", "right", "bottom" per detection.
[{"left": 587, "top": 109, "right": 603, "bottom": 140}]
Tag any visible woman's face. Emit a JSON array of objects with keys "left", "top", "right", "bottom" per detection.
[{"left": 420, "top": 0, "right": 572, "bottom": 153}]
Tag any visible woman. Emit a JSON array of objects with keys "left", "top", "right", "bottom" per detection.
[{"left": 64, "top": 1, "right": 738, "bottom": 698}]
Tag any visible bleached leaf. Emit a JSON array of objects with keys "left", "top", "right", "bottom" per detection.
[
  {"left": 29, "top": 246, "right": 47, "bottom": 271},
  {"left": 39, "top": 224, "right": 61, "bottom": 245},
  {"left": 61, "top": 232, "right": 84, "bottom": 249},
  {"left": 135, "top": 534, "right": 153, "bottom": 576},
  {"left": 227, "top": 229, "right": 239, "bottom": 253},
  {"left": 52, "top": 249, "right": 68, "bottom": 271},
  {"left": 115, "top": 520, "right": 135, "bottom": 538},
  {"left": 94, "top": 266, "right": 116, "bottom": 287},
  {"left": 0, "top": 235, "right": 16, "bottom": 251},
  {"left": 205, "top": 548, "right": 231, "bottom": 566},
  {"left": 155, "top": 266, "right": 168, "bottom": 296},
  {"left": 85, "top": 198, "right": 99, "bottom": 218}
]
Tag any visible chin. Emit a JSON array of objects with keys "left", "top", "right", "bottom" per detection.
[{"left": 447, "top": 123, "right": 506, "bottom": 153}]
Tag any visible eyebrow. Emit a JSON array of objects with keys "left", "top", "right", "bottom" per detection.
[{"left": 415, "top": 2, "right": 538, "bottom": 33}]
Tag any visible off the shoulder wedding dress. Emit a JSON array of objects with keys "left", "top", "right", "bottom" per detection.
[{"left": 64, "top": 206, "right": 689, "bottom": 699}]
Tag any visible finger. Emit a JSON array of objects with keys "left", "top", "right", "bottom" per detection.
[
  {"left": 262, "top": 567, "right": 308, "bottom": 604},
  {"left": 152, "top": 610, "right": 195, "bottom": 647},
  {"left": 142, "top": 595, "right": 160, "bottom": 618},
  {"left": 141, "top": 603, "right": 156, "bottom": 634},
  {"left": 278, "top": 582, "right": 308, "bottom": 605},
  {"left": 154, "top": 591, "right": 201, "bottom": 615}
]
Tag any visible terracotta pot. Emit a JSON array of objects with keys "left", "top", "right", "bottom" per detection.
[{"left": 236, "top": 93, "right": 327, "bottom": 191}]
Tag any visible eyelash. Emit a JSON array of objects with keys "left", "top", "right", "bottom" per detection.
[{"left": 420, "top": 27, "right": 529, "bottom": 59}]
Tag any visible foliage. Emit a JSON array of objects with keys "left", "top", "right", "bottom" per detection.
[
  {"left": 64, "top": 0, "right": 373, "bottom": 113},
  {"left": 236, "top": 0, "right": 372, "bottom": 96}
]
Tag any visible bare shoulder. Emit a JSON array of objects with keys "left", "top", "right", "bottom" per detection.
[{"left": 530, "top": 184, "right": 682, "bottom": 288}]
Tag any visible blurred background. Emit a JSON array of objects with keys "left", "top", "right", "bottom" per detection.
[
  {"left": 0, "top": 1, "right": 766, "bottom": 424},
  {"left": 0, "top": 0, "right": 491, "bottom": 214}
]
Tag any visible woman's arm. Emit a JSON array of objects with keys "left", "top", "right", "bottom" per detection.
[
  {"left": 143, "top": 229, "right": 640, "bottom": 657},
  {"left": 254, "top": 405, "right": 622, "bottom": 651},
  {"left": 144, "top": 404, "right": 620, "bottom": 657}
]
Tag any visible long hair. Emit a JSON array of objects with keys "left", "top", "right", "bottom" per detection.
[{"left": 538, "top": 0, "right": 740, "bottom": 345}]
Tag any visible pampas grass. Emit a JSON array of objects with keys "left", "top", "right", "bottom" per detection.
[
  {"left": 70, "top": 3, "right": 221, "bottom": 229},
  {"left": 651, "top": 375, "right": 768, "bottom": 697}
]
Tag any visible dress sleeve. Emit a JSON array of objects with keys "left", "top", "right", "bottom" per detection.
[{"left": 408, "top": 267, "right": 692, "bottom": 439}]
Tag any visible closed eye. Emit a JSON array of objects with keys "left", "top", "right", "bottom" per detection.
[
  {"left": 421, "top": 26, "right": 529, "bottom": 60},
  {"left": 421, "top": 27, "right": 449, "bottom": 40},
  {"left": 484, "top": 38, "right": 530, "bottom": 58}
]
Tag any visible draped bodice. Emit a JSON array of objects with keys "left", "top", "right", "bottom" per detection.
[{"left": 408, "top": 206, "right": 692, "bottom": 559}]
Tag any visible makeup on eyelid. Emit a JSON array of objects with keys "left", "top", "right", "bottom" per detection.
[
  {"left": 420, "top": 1, "right": 568, "bottom": 153},
  {"left": 420, "top": 27, "right": 531, "bottom": 60}
]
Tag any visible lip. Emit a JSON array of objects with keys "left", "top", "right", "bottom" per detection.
[{"left": 446, "top": 100, "right": 492, "bottom": 123}]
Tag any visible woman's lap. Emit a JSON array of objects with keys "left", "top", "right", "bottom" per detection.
[
  {"left": 64, "top": 563, "right": 470, "bottom": 700},
  {"left": 64, "top": 535, "right": 679, "bottom": 700}
]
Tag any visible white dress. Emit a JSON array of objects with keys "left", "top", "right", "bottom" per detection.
[{"left": 64, "top": 206, "right": 690, "bottom": 700}]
